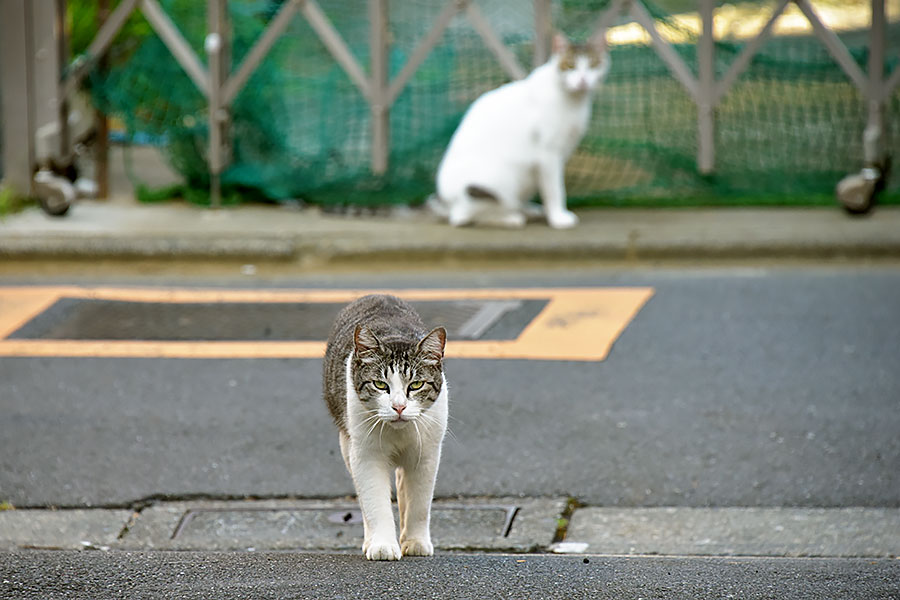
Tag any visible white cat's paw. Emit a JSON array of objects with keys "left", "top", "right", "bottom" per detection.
[
  {"left": 366, "top": 540, "right": 402, "bottom": 561},
  {"left": 448, "top": 205, "right": 475, "bottom": 227},
  {"left": 498, "top": 211, "right": 526, "bottom": 228},
  {"left": 547, "top": 210, "right": 579, "bottom": 229},
  {"left": 401, "top": 538, "right": 434, "bottom": 557}
]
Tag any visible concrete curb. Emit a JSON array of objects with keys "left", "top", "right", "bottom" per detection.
[
  {"left": 562, "top": 507, "right": 900, "bottom": 558},
  {"left": 4, "top": 503, "right": 898, "bottom": 557},
  {"left": 2, "top": 203, "right": 900, "bottom": 266},
  {"left": 0, "top": 498, "right": 564, "bottom": 554}
]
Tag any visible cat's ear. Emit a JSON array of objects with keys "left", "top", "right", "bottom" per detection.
[
  {"left": 354, "top": 325, "right": 382, "bottom": 361},
  {"left": 417, "top": 327, "right": 446, "bottom": 365},
  {"left": 588, "top": 28, "right": 608, "bottom": 55},
  {"left": 551, "top": 32, "right": 569, "bottom": 55}
]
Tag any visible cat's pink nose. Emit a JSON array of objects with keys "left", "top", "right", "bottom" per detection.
[{"left": 392, "top": 404, "right": 406, "bottom": 415}]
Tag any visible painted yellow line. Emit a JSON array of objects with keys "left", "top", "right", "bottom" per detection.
[
  {"left": 0, "top": 288, "right": 67, "bottom": 339},
  {"left": 0, "top": 286, "right": 654, "bottom": 361}
]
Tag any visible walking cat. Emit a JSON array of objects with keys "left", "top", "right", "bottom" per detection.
[
  {"left": 323, "top": 294, "right": 448, "bottom": 560},
  {"left": 432, "top": 33, "right": 610, "bottom": 229}
]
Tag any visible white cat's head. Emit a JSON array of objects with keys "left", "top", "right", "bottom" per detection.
[
  {"left": 552, "top": 33, "right": 610, "bottom": 95},
  {"left": 351, "top": 325, "right": 446, "bottom": 429}
]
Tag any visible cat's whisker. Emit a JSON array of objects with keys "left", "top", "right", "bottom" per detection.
[
  {"left": 441, "top": 425, "right": 459, "bottom": 444},
  {"left": 358, "top": 411, "right": 380, "bottom": 424},
  {"left": 413, "top": 420, "right": 423, "bottom": 469},
  {"left": 417, "top": 411, "right": 446, "bottom": 434},
  {"left": 361, "top": 414, "right": 382, "bottom": 439},
  {"left": 358, "top": 411, "right": 380, "bottom": 428},
  {"left": 445, "top": 413, "right": 465, "bottom": 427}
]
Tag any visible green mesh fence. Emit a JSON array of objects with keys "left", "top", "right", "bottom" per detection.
[{"left": 75, "top": 0, "right": 900, "bottom": 207}]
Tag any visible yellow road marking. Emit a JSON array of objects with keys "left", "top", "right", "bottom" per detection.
[
  {"left": 0, "top": 286, "right": 654, "bottom": 361},
  {"left": 0, "top": 288, "right": 67, "bottom": 339}
]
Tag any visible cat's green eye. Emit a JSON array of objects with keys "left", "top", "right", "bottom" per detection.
[
  {"left": 408, "top": 381, "right": 425, "bottom": 391},
  {"left": 372, "top": 380, "right": 389, "bottom": 391}
]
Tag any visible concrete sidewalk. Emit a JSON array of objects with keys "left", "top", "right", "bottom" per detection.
[
  {"left": 3, "top": 500, "right": 899, "bottom": 557},
  {"left": 4, "top": 144, "right": 899, "bottom": 267},
  {"left": 2, "top": 198, "right": 900, "bottom": 267}
]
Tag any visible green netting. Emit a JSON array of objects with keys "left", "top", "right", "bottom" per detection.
[{"left": 74, "top": 0, "right": 900, "bottom": 207}]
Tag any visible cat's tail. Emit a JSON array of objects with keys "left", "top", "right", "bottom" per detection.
[
  {"left": 428, "top": 185, "right": 500, "bottom": 217},
  {"left": 429, "top": 185, "right": 514, "bottom": 227},
  {"left": 465, "top": 185, "right": 500, "bottom": 202}
]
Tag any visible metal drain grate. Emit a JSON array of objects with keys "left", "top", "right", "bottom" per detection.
[{"left": 9, "top": 298, "right": 527, "bottom": 342}]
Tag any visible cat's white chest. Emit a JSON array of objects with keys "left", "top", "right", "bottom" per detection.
[
  {"left": 531, "top": 121, "right": 587, "bottom": 159},
  {"left": 530, "top": 96, "right": 590, "bottom": 153}
]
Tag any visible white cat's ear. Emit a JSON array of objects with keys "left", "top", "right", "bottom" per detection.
[
  {"left": 551, "top": 32, "right": 569, "bottom": 55},
  {"left": 589, "top": 28, "right": 608, "bottom": 55},
  {"left": 354, "top": 325, "right": 382, "bottom": 360},
  {"left": 417, "top": 327, "right": 446, "bottom": 364}
]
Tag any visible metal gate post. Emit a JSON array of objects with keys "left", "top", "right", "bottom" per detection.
[
  {"left": 697, "top": 0, "right": 716, "bottom": 175},
  {"left": 95, "top": 0, "right": 111, "bottom": 199},
  {"left": 0, "top": 0, "right": 36, "bottom": 196},
  {"left": 533, "top": 0, "right": 552, "bottom": 67},
  {"left": 832, "top": 0, "right": 891, "bottom": 213},
  {"left": 206, "top": 0, "right": 231, "bottom": 208},
  {"left": 369, "top": 0, "right": 390, "bottom": 175},
  {"left": 53, "top": 0, "right": 72, "bottom": 167},
  {"left": 864, "top": 0, "right": 886, "bottom": 167}
]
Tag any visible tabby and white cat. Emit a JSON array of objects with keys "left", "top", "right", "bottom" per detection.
[
  {"left": 323, "top": 294, "right": 448, "bottom": 560},
  {"left": 432, "top": 33, "right": 610, "bottom": 229}
]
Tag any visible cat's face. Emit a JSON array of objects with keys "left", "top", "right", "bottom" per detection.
[
  {"left": 351, "top": 325, "right": 446, "bottom": 429},
  {"left": 553, "top": 34, "right": 608, "bottom": 94}
]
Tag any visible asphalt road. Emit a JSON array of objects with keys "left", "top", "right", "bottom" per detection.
[
  {"left": 2, "top": 551, "right": 898, "bottom": 600},
  {"left": 2, "top": 266, "right": 899, "bottom": 508}
]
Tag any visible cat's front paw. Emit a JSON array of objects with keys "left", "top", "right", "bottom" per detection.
[
  {"left": 365, "top": 539, "right": 402, "bottom": 561},
  {"left": 401, "top": 537, "right": 434, "bottom": 557},
  {"left": 497, "top": 211, "right": 526, "bottom": 228},
  {"left": 448, "top": 204, "right": 475, "bottom": 227},
  {"left": 547, "top": 210, "right": 579, "bottom": 229}
]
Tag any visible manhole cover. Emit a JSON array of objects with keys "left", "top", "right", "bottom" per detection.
[{"left": 9, "top": 298, "right": 542, "bottom": 341}]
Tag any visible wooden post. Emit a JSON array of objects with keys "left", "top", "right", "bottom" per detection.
[
  {"left": 697, "top": 0, "right": 715, "bottom": 174},
  {"left": 54, "top": 0, "right": 72, "bottom": 166},
  {"left": 369, "top": 0, "right": 389, "bottom": 175},
  {"left": 533, "top": 0, "right": 552, "bottom": 68},
  {"left": 206, "top": 0, "right": 229, "bottom": 207},
  {"left": 0, "top": 0, "right": 36, "bottom": 196},
  {"left": 865, "top": 0, "right": 885, "bottom": 166},
  {"left": 95, "top": 0, "right": 110, "bottom": 199}
]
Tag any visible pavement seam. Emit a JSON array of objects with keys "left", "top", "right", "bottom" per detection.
[{"left": 550, "top": 497, "right": 581, "bottom": 545}]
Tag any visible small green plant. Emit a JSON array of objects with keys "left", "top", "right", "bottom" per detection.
[
  {"left": 0, "top": 184, "right": 29, "bottom": 217},
  {"left": 0, "top": 501, "right": 14, "bottom": 511},
  {"left": 553, "top": 497, "right": 582, "bottom": 543}
]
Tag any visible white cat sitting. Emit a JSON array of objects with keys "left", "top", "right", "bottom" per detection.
[{"left": 432, "top": 33, "right": 610, "bottom": 229}]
